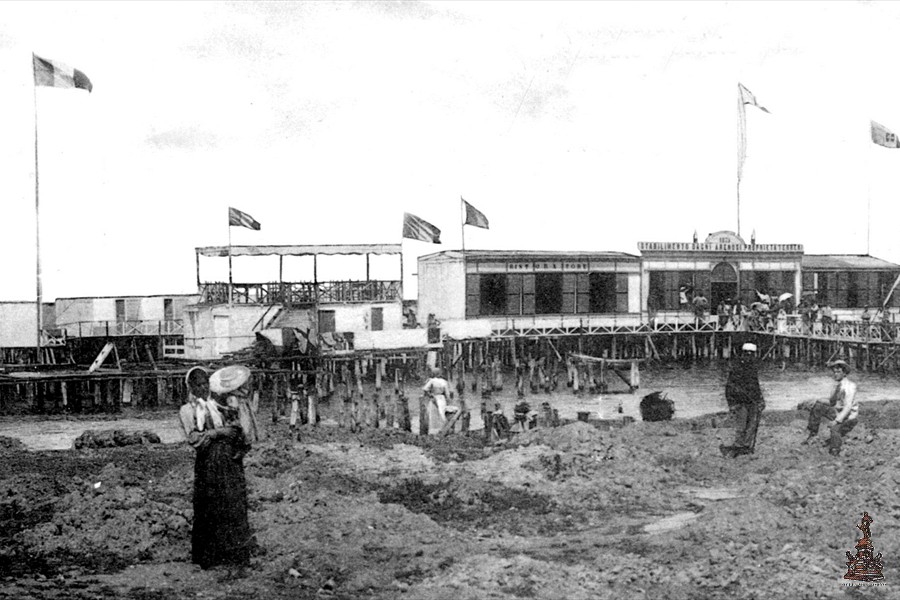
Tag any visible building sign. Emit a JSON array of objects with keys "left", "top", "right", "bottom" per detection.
[
  {"left": 563, "top": 262, "right": 589, "bottom": 271},
  {"left": 704, "top": 231, "right": 746, "bottom": 246},
  {"left": 533, "top": 261, "right": 562, "bottom": 271}
]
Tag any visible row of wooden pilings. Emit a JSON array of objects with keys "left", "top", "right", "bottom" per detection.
[
  {"left": 5, "top": 329, "right": 900, "bottom": 416},
  {"left": 431, "top": 332, "right": 900, "bottom": 375}
]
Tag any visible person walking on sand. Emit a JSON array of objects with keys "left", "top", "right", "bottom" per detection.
[
  {"left": 422, "top": 367, "right": 450, "bottom": 434},
  {"left": 802, "top": 360, "right": 858, "bottom": 456},
  {"left": 179, "top": 366, "right": 253, "bottom": 570},
  {"left": 720, "top": 342, "right": 765, "bottom": 457}
]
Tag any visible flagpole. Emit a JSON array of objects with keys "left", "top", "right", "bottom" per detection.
[
  {"left": 460, "top": 197, "right": 466, "bottom": 251},
  {"left": 736, "top": 88, "right": 746, "bottom": 237},
  {"left": 867, "top": 137, "right": 872, "bottom": 255},
  {"left": 228, "top": 220, "right": 233, "bottom": 307},
  {"left": 34, "top": 72, "right": 42, "bottom": 364}
]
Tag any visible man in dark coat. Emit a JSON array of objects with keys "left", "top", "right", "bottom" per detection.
[{"left": 720, "top": 342, "right": 765, "bottom": 457}]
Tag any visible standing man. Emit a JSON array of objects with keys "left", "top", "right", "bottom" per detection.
[
  {"left": 720, "top": 342, "right": 765, "bottom": 457},
  {"left": 802, "top": 360, "right": 858, "bottom": 456}
]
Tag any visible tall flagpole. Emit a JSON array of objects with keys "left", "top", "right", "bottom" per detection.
[
  {"left": 736, "top": 87, "right": 746, "bottom": 237},
  {"left": 867, "top": 137, "right": 872, "bottom": 255},
  {"left": 460, "top": 197, "right": 466, "bottom": 251},
  {"left": 228, "top": 219, "right": 233, "bottom": 306},
  {"left": 34, "top": 75, "right": 42, "bottom": 363}
]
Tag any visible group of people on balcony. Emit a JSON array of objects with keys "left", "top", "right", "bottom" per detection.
[{"left": 680, "top": 286, "right": 881, "bottom": 337}]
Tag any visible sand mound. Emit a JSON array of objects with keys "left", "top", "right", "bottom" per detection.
[
  {"left": 510, "top": 420, "right": 606, "bottom": 451},
  {"left": 73, "top": 429, "right": 162, "bottom": 449}
]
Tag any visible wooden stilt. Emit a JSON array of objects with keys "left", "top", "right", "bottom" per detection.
[{"left": 418, "top": 394, "right": 429, "bottom": 436}]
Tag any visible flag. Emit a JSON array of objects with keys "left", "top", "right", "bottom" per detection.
[
  {"left": 402, "top": 212, "right": 441, "bottom": 243},
  {"left": 737, "top": 83, "right": 770, "bottom": 185},
  {"left": 229, "top": 207, "right": 261, "bottom": 230},
  {"left": 738, "top": 83, "right": 768, "bottom": 113},
  {"left": 871, "top": 121, "right": 900, "bottom": 148},
  {"left": 33, "top": 54, "right": 93, "bottom": 92},
  {"left": 462, "top": 197, "right": 489, "bottom": 229}
]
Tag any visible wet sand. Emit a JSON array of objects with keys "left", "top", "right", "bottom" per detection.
[{"left": 2, "top": 364, "right": 898, "bottom": 451}]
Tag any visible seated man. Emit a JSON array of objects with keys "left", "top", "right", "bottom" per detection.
[{"left": 802, "top": 360, "right": 858, "bottom": 456}]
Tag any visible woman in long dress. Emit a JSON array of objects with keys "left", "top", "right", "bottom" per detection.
[
  {"left": 179, "top": 366, "right": 253, "bottom": 569},
  {"left": 211, "top": 365, "right": 262, "bottom": 443},
  {"left": 422, "top": 367, "right": 450, "bottom": 434}
]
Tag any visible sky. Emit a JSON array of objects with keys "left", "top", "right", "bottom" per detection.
[{"left": 3, "top": 1, "right": 900, "bottom": 301}]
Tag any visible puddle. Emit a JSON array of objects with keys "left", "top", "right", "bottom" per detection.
[
  {"left": 643, "top": 511, "right": 700, "bottom": 534},
  {"left": 683, "top": 487, "right": 743, "bottom": 501}
]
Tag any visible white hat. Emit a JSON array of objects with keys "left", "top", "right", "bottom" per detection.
[
  {"left": 742, "top": 343, "right": 757, "bottom": 352},
  {"left": 209, "top": 365, "right": 252, "bottom": 394}
]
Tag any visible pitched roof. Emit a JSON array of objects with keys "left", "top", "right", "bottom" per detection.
[
  {"left": 801, "top": 255, "right": 900, "bottom": 270},
  {"left": 418, "top": 249, "right": 640, "bottom": 262}
]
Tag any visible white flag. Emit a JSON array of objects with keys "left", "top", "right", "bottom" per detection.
[{"left": 738, "top": 83, "right": 769, "bottom": 113}]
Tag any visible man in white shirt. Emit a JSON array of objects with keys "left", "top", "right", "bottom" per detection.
[{"left": 802, "top": 360, "right": 859, "bottom": 456}]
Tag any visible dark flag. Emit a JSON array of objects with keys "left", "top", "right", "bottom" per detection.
[
  {"left": 402, "top": 212, "right": 441, "bottom": 243},
  {"left": 229, "top": 207, "right": 261, "bottom": 230},
  {"left": 462, "top": 197, "right": 489, "bottom": 229}
]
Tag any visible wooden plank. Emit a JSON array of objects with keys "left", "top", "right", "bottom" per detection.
[{"left": 87, "top": 343, "right": 116, "bottom": 374}]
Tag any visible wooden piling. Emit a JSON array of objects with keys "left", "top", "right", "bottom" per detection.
[{"left": 418, "top": 394, "right": 429, "bottom": 436}]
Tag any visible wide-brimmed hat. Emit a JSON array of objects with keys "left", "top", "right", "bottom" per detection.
[
  {"left": 827, "top": 359, "right": 852, "bottom": 374},
  {"left": 741, "top": 343, "right": 757, "bottom": 352},
  {"left": 185, "top": 366, "right": 211, "bottom": 387},
  {"left": 209, "top": 365, "right": 252, "bottom": 394}
]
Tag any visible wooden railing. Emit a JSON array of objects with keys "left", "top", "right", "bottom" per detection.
[
  {"left": 199, "top": 280, "right": 402, "bottom": 305},
  {"left": 59, "top": 320, "right": 184, "bottom": 338}
]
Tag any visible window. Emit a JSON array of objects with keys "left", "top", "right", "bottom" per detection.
[
  {"left": 115, "top": 299, "right": 125, "bottom": 323},
  {"left": 479, "top": 274, "right": 507, "bottom": 316},
  {"left": 466, "top": 274, "right": 480, "bottom": 317},
  {"left": 740, "top": 271, "right": 794, "bottom": 305},
  {"left": 589, "top": 273, "right": 616, "bottom": 313},
  {"left": 163, "top": 298, "right": 174, "bottom": 322},
  {"left": 318, "top": 310, "right": 336, "bottom": 333},
  {"left": 647, "top": 271, "right": 701, "bottom": 310},
  {"left": 370, "top": 307, "right": 383, "bottom": 331},
  {"left": 535, "top": 273, "right": 563, "bottom": 314},
  {"left": 648, "top": 272, "right": 666, "bottom": 311}
]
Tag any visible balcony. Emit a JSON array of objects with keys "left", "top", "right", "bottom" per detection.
[
  {"left": 198, "top": 280, "right": 402, "bottom": 305},
  {"left": 60, "top": 320, "right": 185, "bottom": 338}
]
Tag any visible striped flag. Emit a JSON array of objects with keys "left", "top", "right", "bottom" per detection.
[
  {"left": 402, "top": 212, "right": 441, "bottom": 243},
  {"left": 33, "top": 54, "right": 93, "bottom": 92},
  {"left": 462, "top": 197, "right": 489, "bottom": 229},
  {"left": 229, "top": 207, "right": 261, "bottom": 230},
  {"left": 871, "top": 121, "right": 900, "bottom": 148}
]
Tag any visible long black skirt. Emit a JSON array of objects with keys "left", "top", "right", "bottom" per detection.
[{"left": 192, "top": 435, "right": 252, "bottom": 569}]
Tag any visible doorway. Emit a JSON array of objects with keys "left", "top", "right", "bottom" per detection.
[{"left": 710, "top": 262, "right": 738, "bottom": 308}]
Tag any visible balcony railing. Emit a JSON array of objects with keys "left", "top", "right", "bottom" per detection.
[
  {"left": 199, "top": 280, "right": 402, "bottom": 305},
  {"left": 59, "top": 320, "right": 184, "bottom": 338}
]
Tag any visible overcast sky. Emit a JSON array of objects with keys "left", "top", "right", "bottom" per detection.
[{"left": 3, "top": 1, "right": 900, "bottom": 301}]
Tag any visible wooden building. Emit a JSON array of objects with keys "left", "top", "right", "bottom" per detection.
[
  {"left": 184, "top": 244, "right": 407, "bottom": 360},
  {"left": 640, "top": 231, "right": 900, "bottom": 319},
  {"left": 417, "top": 250, "right": 642, "bottom": 337},
  {"left": 54, "top": 294, "right": 199, "bottom": 339},
  {"left": 0, "top": 302, "right": 57, "bottom": 362},
  {"left": 418, "top": 232, "right": 900, "bottom": 341}
]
